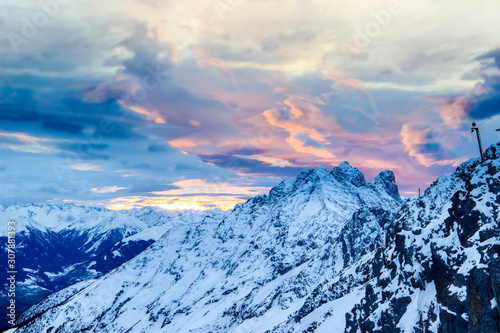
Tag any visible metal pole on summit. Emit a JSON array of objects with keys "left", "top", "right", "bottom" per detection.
[{"left": 471, "top": 122, "right": 484, "bottom": 163}]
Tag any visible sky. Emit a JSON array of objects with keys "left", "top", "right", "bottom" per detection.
[{"left": 1, "top": 0, "right": 500, "bottom": 210}]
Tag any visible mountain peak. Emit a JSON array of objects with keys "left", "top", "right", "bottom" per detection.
[
  {"left": 315, "top": 165, "right": 330, "bottom": 173},
  {"left": 330, "top": 161, "right": 367, "bottom": 187},
  {"left": 372, "top": 169, "right": 399, "bottom": 199},
  {"left": 307, "top": 165, "right": 332, "bottom": 179},
  {"left": 291, "top": 165, "right": 332, "bottom": 186}
]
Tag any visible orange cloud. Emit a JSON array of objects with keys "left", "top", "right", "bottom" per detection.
[
  {"left": 106, "top": 195, "right": 244, "bottom": 211},
  {"left": 262, "top": 95, "right": 337, "bottom": 161},
  {"left": 440, "top": 96, "right": 468, "bottom": 129},
  {"left": 127, "top": 105, "right": 166, "bottom": 124},
  {"left": 106, "top": 178, "right": 270, "bottom": 211}
]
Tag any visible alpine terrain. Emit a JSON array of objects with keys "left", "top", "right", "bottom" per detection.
[
  {"left": 8, "top": 143, "right": 500, "bottom": 333},
  {"left": 0, "top": 204, "right": 220, "bottom": 330}
]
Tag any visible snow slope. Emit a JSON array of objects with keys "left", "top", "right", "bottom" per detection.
[{"left": 0, "top": 204, "right": 220, "bottom": 330}]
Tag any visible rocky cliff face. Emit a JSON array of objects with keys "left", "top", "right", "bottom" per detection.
[
  {"left": 278, "top": 144, "right": 500, "bottom": 333},
  {"left": 342, "top": 144, "right": 500, "bottom": 333},
  {"left": 9, "top": 144, "right": 500, "bottom": 333}
]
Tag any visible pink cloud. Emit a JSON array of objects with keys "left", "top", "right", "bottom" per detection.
[{"left": 400, "top": 123, "right": 466, "bottom": 167}]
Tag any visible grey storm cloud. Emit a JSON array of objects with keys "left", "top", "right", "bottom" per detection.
[
  {"left": 0, "top": 20, "right": 254, "bottom": 205},
  {"left": 198, "top": 154, "right": 303, "bottom": 177},
  {"left": 458, "top": 47, "right": 500, "bottom": 121},
  {"left": 0, "top": 96, "right": 144, "bottom": 140}
]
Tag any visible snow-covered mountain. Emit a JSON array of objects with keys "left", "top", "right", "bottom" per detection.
[
  {"left": 277, "top": 144, "right": 500, "bottom": 333},
  {"left": 9, "top": 143, "right": 500, "bottom": 333},
  {"left": 9, "top": 161, "right": 402, "bottom": 332},
  {"left": 0, "top": 204, "right": 221, "bottom": 330}
]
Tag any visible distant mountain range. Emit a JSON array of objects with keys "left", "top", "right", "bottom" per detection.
[
  {"left": 4, "top": 143, "right": 500, "bottom": 333},
  {"left": 0, "top": 204, "right": 222, "bottom": 331}
]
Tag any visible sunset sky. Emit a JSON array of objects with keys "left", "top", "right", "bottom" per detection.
[{"left": 1, "top": 0, "right": 500, "bottom": 210}]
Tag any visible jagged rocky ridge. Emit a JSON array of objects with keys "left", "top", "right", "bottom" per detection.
[
  {"left": 10, "top": 143, "right": 500, "bottom": 333},
  {"left": 275, "top": 144, "right": 500, "bottom": 333}
]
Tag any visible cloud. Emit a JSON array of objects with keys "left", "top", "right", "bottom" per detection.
[
  {"left": 397, "top": 46, "right": 500, "bottom": 173},
  {"left": 128, "top": 183, "right": 180, "bottom": 194},
  {"left": 261, "top": 75, "right": 384, "bottom": 164},
  {"left": 476, "top": 47, "right": 500, "bottom": 69},
  {"left": 42, "top": 121, "right": 83, "bottom": 134},
  {"left": 296, "top": 133, "right": 323, "bottom": 148},
  {"left": 91, "top": 186, "right": 127, "bottom": 193},
  {"left": 147, "top": 144, "right": 171, "bottom": 152},
  {"left": 1, "top": 0, "right": 500, "bottom": 206},
  {"left": 198, "top": 154, "right": 302, "bottom": 177},
  {"left": 106, "top": 178, "right": 272, "bottom": 210},
  {"left": 400, "top": 123, "right": 465, "bottom": 167},
  {"left": 0, "top": 18, "right": 263, "bottom": 207},
  {"left": 436, "top": 47, "right": 500, "bottom": 128},
  {"left": 69, "top": 163, "right": 103, "bottom": 171}
]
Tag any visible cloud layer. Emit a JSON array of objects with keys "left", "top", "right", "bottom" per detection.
[{"left": 1, "top": 0, "right": 499, "bottom": 208}]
